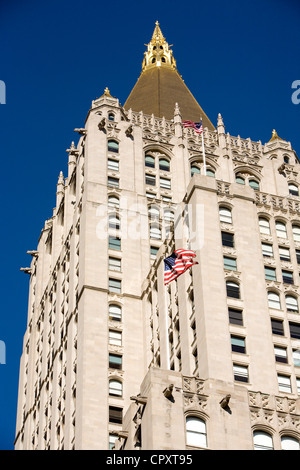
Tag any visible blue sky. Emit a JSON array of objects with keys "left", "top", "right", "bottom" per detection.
[{"left": 0, "top": 0, "right": 299, "bottom": 450}]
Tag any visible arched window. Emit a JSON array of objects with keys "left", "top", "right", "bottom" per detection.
[
  {"left": 108, "top": 113, "right": 115, "bottom": 121},
  {"left": 253, "top": 431, "right": 274, "bottom": 450},
  {"left": 108, "top": 195, "right": 120, "bottom": 209},
  {"left": 275, "top": 221, "right": 287, "bottom": 238},
  {"left": 108, "top": 304, "right": 122, "bottom": 322},
  {"left": 108, "top": 140, "right": 119, "bottom": 153},
  {"left": 292, "top": 224, "right": 300, "bottom": 242},
  {"left": 159, "top": 158, "right": 170, "bottom": 171},
  {"left": 286, "top": 295, "right": 299, "bottom": 312},
  {"left": 289, "top": 183, "right": 299, "bottom": 196},
  {"left": 109, "top": 214, "right": 120, "bottom": 230},
  {"left": 268, "top": 291, "right": 281, "bottom": 310},
  {"left": 191, "top": 165, "right": 201, "bottom": 177},
  {"left": 145, "top": 155, "right": 155, "bottom": 168},
  {"left": 249, "top": 179, "right": 260, "bottom": 191},
  {"left": 281, "top": 435, "right": 300, "bottom": 450},
  {"left": 259, "top": 217, "right": 271, "bottom": 235},
  {"left": 148, "top": 205, "right": 160, "bottom": 220},
  {"left": 226, "top": 281, "right": 240, "bottom": 299},
  {"left": 164, "top": 208, "right": 174, "bottom": 221},
  {"left": 236, "top": 175, "right": 245, "bottom": 184},
  {"left": 185, "top": 416, "right": 207, "bottom": 448},
  {"left": 150, "top": 224, "right": 161, "bottom": 240},
  {"left": 219, "top": 206, "right": 232, "bottom": 224},
  {"left": 109, "top": 379, "right": 123, "bottom": 397},
  {"left": 206, "top": 168, "right": 215, "bottom": 177}
]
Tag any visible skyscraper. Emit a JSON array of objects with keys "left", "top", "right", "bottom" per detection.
[{"left": 15, "top": 22, "right": 300, "bottom": 450}]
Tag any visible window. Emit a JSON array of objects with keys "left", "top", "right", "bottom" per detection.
[
  {"left": 277, "top": 374, "right": 291, "bottom": 393},
  {"left": 108, "top": 113, "right": 115, "bottom": 121},
  {"left": 249, "top": 179, "right": 260, "bottom": 191},
  {"left": 274, "top": 345, "right": 288, "bottom": 363},
  {"left": 160, "top": 177, "right": 171, "bottom": 190},
  {"left": 271, "top": 318, "right": 284, "bottom": 336},
  {"left": 107, "top": 140, "right": 119, "bottom": 153},
  {"left": 145, "top": 155, "right": 155, "bottom": 168},
  {"left": 281, "top": 436, "right": 300, "bottom": 450},
  {"left": 109, "top": 330, "right": 122, "bottom": 346},
  {"left": 108, "top": 257, "right": 121, "bottom": 272},
  {"left": 231, "top": 335, "right": 246, "bottom": 353},
  {"left": 262, "top": 243, "right": 273, "bottom": 257},
  {"left": 268, "top": 291, "right": 281, "bottom": 310},
  {"left": 275, "top": 221, "right": 287, "bottom": 238},
  {"left": 148, "top": 205, "right": 160, "bottom": 220},
  {"left": 185, "top": 416, "right": 207, "bottom": 448},
  {"left": 226, "top": 281, "right": 240, "bottom": 299},
  {"left": 150, "top": 246, "right": 159, "bottom": 259},
  {"left": 282, "top": 270, "right": 294, "bottom": 284},
  {"left": 109, "top": 353, "right": 122, "bottom": 370},
  {"left": 259, "top": 217, "right": 270, "bottom": 235},
  {"left": 236, "top": 175, "right": 245, "bottom": 184},
  {"left": 150, "top": 224, "right": 161, "bottom": 240},
  {"left": 109, "top": 379, "right": 122, "bottom": 397},
  {"left": 107, "top": 158, "right": 119, "bottom": 172},
  {"left": 265, "top": 266, "right": 276, "bottom": 281},
  {"left": 191, "top": 165, "right": 201, "bottom": 177},
  {"left": 109, "top": 433, "right": 118, "bottom": 450},
  {"left": 289, "top": 322, "right": 300, "bottom": 339},
  {"left": 279, "top": 246, "right": 290, "bottom": 261},
  {"left": 293, "top": 349, "right": 300, "bottom": 367},
  {"left": 108, "top": 176, "right": 119, "bottom": 188},
  {"left": 297, "top": 377, "right": 300, "bottom": 395},
  {"left": 109, "top": 406, "right": 122, "bottom": 424},
  {"left": 219, "top": 207, "right": 232, "bottom": 224},
  {"left": 164, "top": 209, "right": 174, "bottom": 221},
  {"left": 222, "top": 232, "right": 234, "bottom": 248},
  {"left": 108, "top": 195, "right": 120, "bottom": 209},
  {"left": 146, "top": 191, "right": 156, "bottom": 199},
  {"left": 286, "top": 295, "right": 298, "bottom": 312},
  {"left": 159, "top": 158, "right": 170, "bottom": 171},
  {"left": 109, "top": 214, "right": 120, "bottom": 230},
  {"left": 253, "top": 431, "right": 274, "bottom": 450},
  {"left": 292, "top": 224, "right": 300, "bottom": 242},
  {"left": 289, "top": 183, "right": 299, "bottom": 196},
  {"left": 145, "top": 174, "right": 156, "bottom": 186},
  {"left": 109, "top": 278, "right": 121, "bottom": 294},
  {"left": 108, "top": 236, "right": 121, "bottom": 250},
  {"left": 296, "top": 249, "right": 300, "bottom": 264},
  {"left": 206, "top": 168, "right": 215, "bottom": 177},
  {"left": 228, "top": 307, "right": 243, "bottom": 326},
  {"left": 233, "top": 364, "right": 248, "bottom": 382},
  {"left": 223, "top": 256, "right": 237, "bottom": 271},
  {"left": 109, "top": 304, "right": 122, "bottom": 322}
]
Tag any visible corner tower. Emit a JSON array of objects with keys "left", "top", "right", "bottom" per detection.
[{"left": 124, "top": 22, "right": 214, "bottom": 130}]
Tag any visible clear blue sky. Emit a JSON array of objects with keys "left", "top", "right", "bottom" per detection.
[{"left": 0, "top": 0, "right": 299, "bottom": 450}]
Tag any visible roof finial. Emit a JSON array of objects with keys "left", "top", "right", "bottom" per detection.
[{"left": 142, "top": 21, "right": 177, "bottom": 72}]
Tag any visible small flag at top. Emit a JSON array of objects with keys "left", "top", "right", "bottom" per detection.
[
  {"left": 164, "top": 249, "right": 198, "bottom": 285},
  {"left": 182, "top": 120, "right": 203, "bottom": 134}
]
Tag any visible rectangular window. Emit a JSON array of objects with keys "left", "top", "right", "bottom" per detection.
[
  {"left": 265, "top": 266, "right": 276, "bottom": 281},
  {"left": 296, "top": 249, "right": 300, "bottom": 264},
  {"left": 109, "top": 434, "right": 118, "bottom": 450},
  {"left": 277, "top": 374, "right": 291, "bottom": 393},
  {"left": 109, "top": 353, "right": 122, "bottom": 370},
  {"left": 271, "top": 318, "right": 284, "bottom": 336},
  {"left": 146, "top": 191, "right": 156, "bottom": 199},
  {"left": 108, "top": 257, "right": 121, "bottom": 272},
  {"left": 293, "top": 349, "right": 300, "bottom": 367},
  {"left": 109, "top": 406, "right": 122, "bottom": 424},
  {"left": 279, "top": 246, "right": 290, "bottom": 261},
  {"left": 262, "top": 243, "right": 273, "bottom": 258},
  {"left": 282, "top": 270, "right": 294, "bottom": 284},
  {"left": 109, "top": 330, "right": 122, "bottom": 346},
  {"left": 231, "top": 335, "right": 246, "bottom": 354},
  {"left": 160, "top": 177, "right": 171, "bottom": 190},
  {"left": 297, "top": 378, "right": 300, "bottom": 395},
  {"left": 274, "top": 346, "right": 288, "bottom": 363},
  {"left": 109, "top": 278, "right": 121, "bottom": 293},
  {"left": 233, "top": 364, "right": 248, "bottom": 383},
  {"left": 150, "top": 246, "right": 159, "bottom": 259},
  {"left": 145, "top": 174, "right": 156, "bottom": 186},
  {"left": 108, "top": 236, "right": 121, "bottom": 250},
  {"left": 108, "top": 176, "right": 119, "bottom": 188},
  {"left": 228, "top": 307, "right": 243, "bottom": 326},
  {"left": 107, "top": 159, "right": 119, "bottom": 171},
  {"left": 221, "top": 232, "right": 234, "bottom": 248},
  {"left": 289, "top": 322, "right": 300, "bottom": 340},
  {"left": 223, "top": 256, "right": 237, "bottom": 271}
]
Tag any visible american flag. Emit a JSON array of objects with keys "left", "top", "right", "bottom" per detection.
[
  {"left": 182, "top": 120, "right": 203, "bottom": 134},
  {"left": 164, "top": 249, "right": 198, "bottom": 285}
]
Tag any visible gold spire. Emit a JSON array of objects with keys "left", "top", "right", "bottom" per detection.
[
  {"left": 142, "top": 21, "right": 177, "bottom": 72},
  {"left": 269, "top": 129, "right": 285, "bottom": 142}
]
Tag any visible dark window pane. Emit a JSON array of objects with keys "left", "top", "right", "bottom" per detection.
[
  {"left": 271, "top": 319, "right": 284, "bottom": 336},
  {"left": 228, "top": 308, "right": 243, "bottom": 326},
  {"left": 222, "top": 232, "right": 234, "bottom": 248}
]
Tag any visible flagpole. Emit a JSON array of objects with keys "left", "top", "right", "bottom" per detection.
[
  {"left": 164, "top": 283, "right": 170, "bottom": 370},
  {"left": 201, "top": 117, "right": 206, "bottom": 175}
]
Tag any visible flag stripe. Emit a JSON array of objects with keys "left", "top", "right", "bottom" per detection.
[{"left": 164, "top": 249, "right": 198, "bottom": 285}]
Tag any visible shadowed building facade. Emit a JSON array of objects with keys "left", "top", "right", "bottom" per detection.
[{"left": 15, "top": 23, "right": 300, "bottom": 450}]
